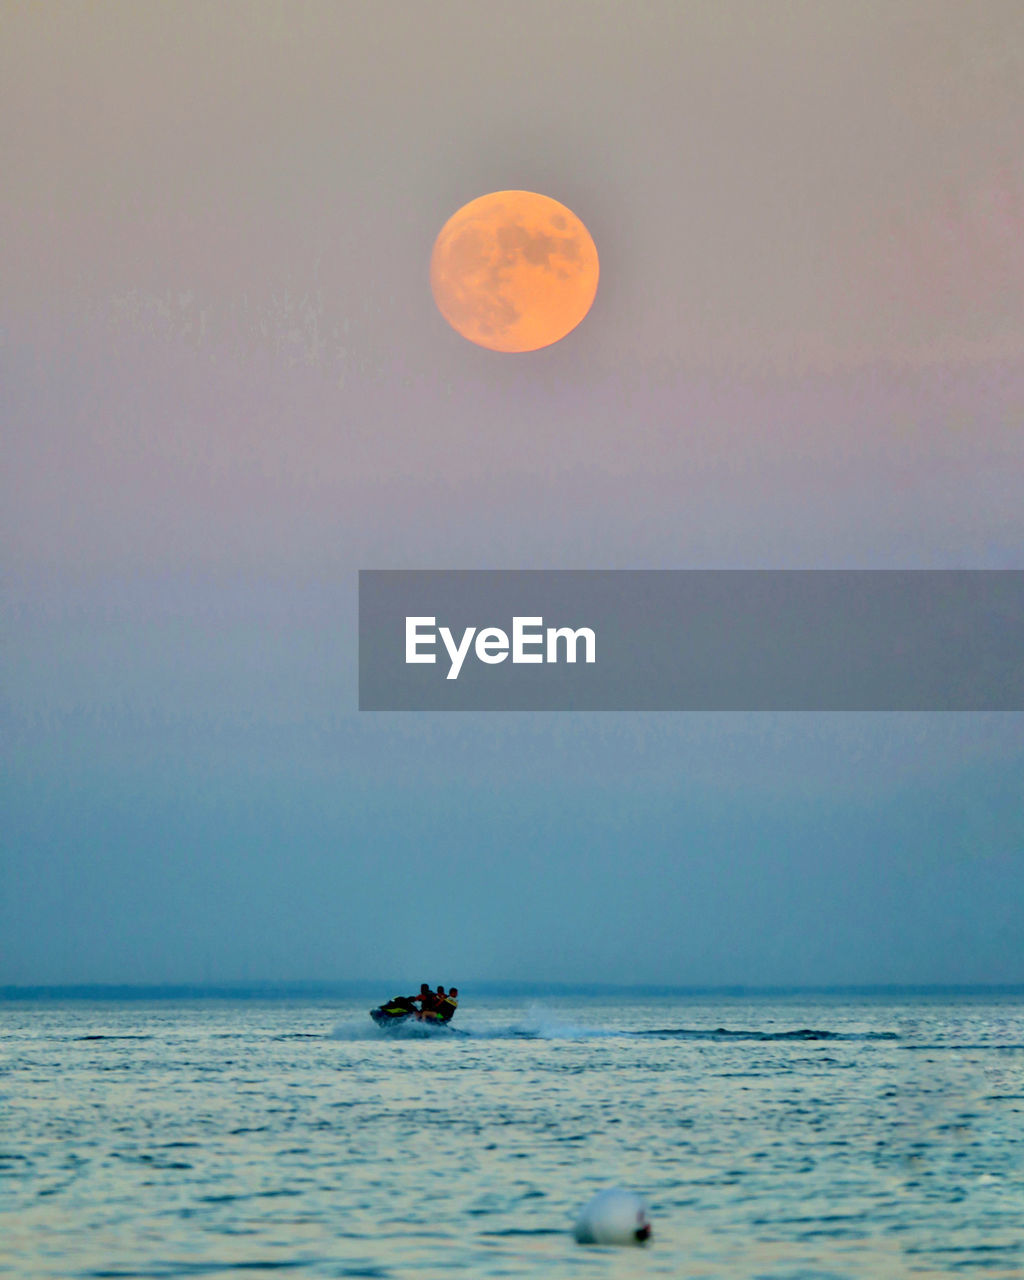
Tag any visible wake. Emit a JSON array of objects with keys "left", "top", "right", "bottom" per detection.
[
  {"left": 636, "top": 1027, "right": 899, "bottom": 1042},
  {"left": 329, "top": 1011, "right": 898, "bottom": 1043}
]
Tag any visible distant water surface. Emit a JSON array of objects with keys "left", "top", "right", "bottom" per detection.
[{"left": 2, "top": 994, "right": 1022, "bottom": 1277}]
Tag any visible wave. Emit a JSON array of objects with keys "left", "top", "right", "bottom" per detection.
[
  {"left": 638, "top": 1027, "right": 900, "bottom": 1042},
  {"left": 74, "top": 1034, "right": 155, "bottom": 1041},
  {"left": 329, "top": 1010, "right": 899, "bottom": 1043},
  {"left": 329, "top": 1020, "right": 465, "bottom": 1041}
]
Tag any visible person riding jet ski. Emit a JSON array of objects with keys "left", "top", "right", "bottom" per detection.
[
  {"left": 415, "top": 982, "right": 439, "bottom": 1013},
  {"left": 436, "top": 986, "right": 458, "bottom": 1021},
  {"left": 415, "top": 984, "right": 448, "bottom": 1022}
]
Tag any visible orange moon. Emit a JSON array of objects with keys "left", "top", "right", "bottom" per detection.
[{"left": 430, "top": 191, "right": 599, "bottom": 352}]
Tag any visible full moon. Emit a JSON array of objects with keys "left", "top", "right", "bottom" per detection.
[{"left": 430, "top": 191, "right": 599, "bottom": 352}]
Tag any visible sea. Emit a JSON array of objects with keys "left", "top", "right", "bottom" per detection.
[{"left": 2, "top": 993, "right": 1022, "bottom": 1279}]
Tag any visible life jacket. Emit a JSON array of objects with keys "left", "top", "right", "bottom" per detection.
[{"left": 437, "top": 994, "right": 458, "bottom": 1021}]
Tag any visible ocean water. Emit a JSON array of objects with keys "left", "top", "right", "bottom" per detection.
[{"left": 2, "top": 994, "right": 1022, "bottom": 1278}]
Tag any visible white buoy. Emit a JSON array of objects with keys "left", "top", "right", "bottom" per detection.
[{"left": 573, "top": 1187, "right": 652, "bottom": 1245}]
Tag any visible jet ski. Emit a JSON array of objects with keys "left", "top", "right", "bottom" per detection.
[{"left": 369, "top": 997, "right": 458, "bottom": 1032}]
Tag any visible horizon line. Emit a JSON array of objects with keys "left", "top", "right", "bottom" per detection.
[{"left": 3, "top": 979, "right": 1024, "bottom": 1001}]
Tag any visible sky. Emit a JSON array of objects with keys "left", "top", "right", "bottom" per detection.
[{"left": 2, "top": 1, "right": 1022, "bottom": 988}]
